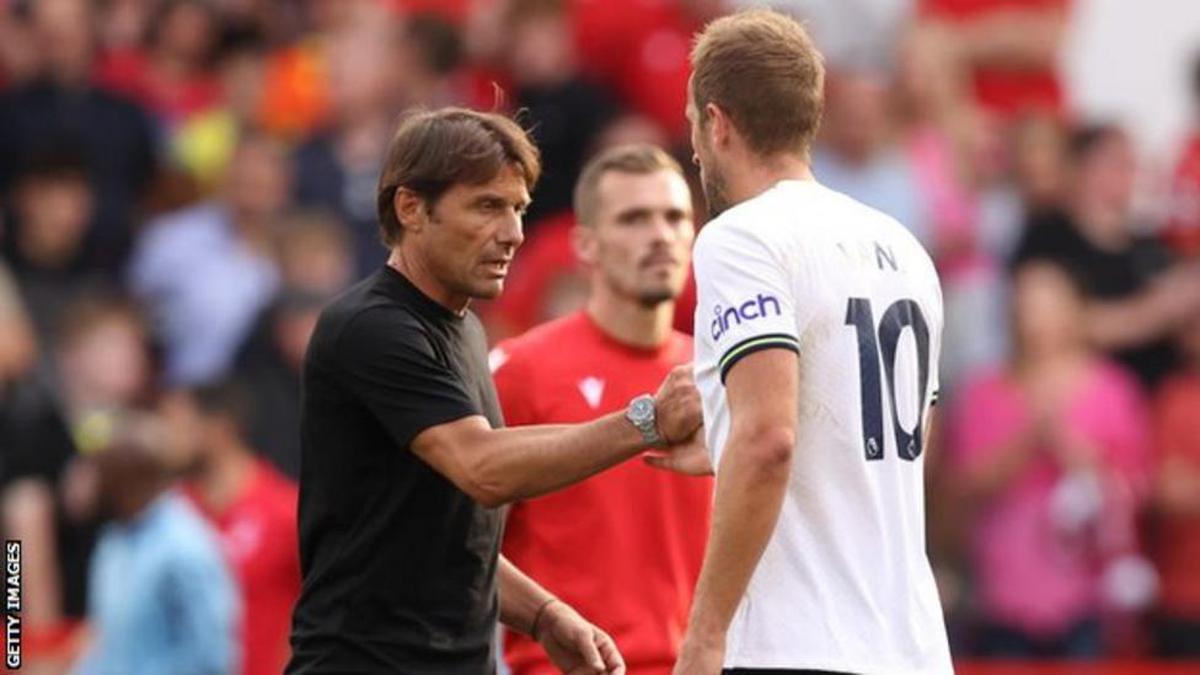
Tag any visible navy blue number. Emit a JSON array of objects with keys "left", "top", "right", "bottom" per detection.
[
  {"left": 845, "top": 298, "right": 884, "bottom": 460},
  {"left": 845, "top": 298, "right": 931, "bottom": 461}
]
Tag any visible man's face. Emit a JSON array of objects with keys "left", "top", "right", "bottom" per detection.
[
  {"left": 687, "top": 99, "right": 730, "bottom": 218},
  {"left": 16, "top": 175, "right": 93, "bottom": 263},
  {"left": 419, "top": 164, "right": 531, "bottom": 301},
  {"left": 583, "top": 169, "right": 694, "bottom": 306},
  {"left": 225, "top": 139, "right": 290, "bottom": 223},
  {"left": 1074, "top": 133, "right": 1136, "bottom": 215}
]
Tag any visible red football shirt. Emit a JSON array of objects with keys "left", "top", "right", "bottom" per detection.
[
  {"left": 492, "top": 312, "right": 712, "bottom": 675},
  {"left": 1153, "top": 373, "right": 1200, "bottom": 616},
  {"left": 185, "top": 460, "right": 301, "bottom": 675}
]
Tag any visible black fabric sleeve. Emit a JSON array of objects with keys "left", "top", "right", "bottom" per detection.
[{"left": 334, "top": 308, "right": 481, "bottom": 450}]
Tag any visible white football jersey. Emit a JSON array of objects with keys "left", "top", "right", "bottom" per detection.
[{"left": 693, "top": 180, "right": 953, "bottom": 674}]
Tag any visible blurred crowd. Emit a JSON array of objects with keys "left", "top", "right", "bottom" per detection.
[{"left": 1, "top": 0, "right": 1199, "bottom": 671}]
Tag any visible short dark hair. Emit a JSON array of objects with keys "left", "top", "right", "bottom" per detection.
[
  {"left": 573, "top": 144, "right": 684, "bottom": 227},
  {"left": 375, "top": 108, "right": 541, "bottom": 247},
  {"left": 56, "top": 292, "right": 144, "bottom": 353},
  {"left": 404, "top": 14, "right": 463, "bottom": 75},
  {"left": 15, "top": 145, "right": 90, "bottom": 186},
  {"left": 191, "top": 378, "right": 255, "bottom": 439}
]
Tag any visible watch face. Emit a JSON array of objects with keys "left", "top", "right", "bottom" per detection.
[{"left": 632, "top": 397, "right": 654, "bottom": 422}]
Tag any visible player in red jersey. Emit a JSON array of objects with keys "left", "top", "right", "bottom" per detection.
[
  {"left": 491, "top": 144, "right": 713, "bottom": 675},
  {"left": 165, "top": 381, "right": 302, "bottom": 675}
]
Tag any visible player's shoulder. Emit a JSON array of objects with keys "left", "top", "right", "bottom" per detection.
[
  {"left": 696, "top": 180, "right": 846, "bottom": 255},
  {"left": 489, "top": 312, "right": 590, "bottom": 374}
]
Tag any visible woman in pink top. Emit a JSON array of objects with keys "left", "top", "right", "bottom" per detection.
[{"left": 950, "top": 260, "right": 1152, "bottom": 658}]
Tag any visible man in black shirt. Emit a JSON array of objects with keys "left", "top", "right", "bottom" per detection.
[
  {"left": 288, "top": 108, "right": 703, "bottom": 674},
  {"left": 1012, "top": 124, "right": 1200, "bottom": 389}
]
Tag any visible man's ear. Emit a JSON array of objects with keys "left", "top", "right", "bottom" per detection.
[
  {"left": 706, "top": 103, "right": 731, "bottom": 149},
  {"left": 573, "top": 223, "right": 598, "bottom": 267},
  {"left": 394, "top": 187, "right": 428, "bottom": 236}
]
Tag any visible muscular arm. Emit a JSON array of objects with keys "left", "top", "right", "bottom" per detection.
[
  {"left": 682, "top": 348, "right": 798, "bottom": 648},
  {"left": 411, "top": 412, "right": 643, "bottom": 508},
  {"left": 497, "top": 554, "right": 555, "bottom": 635},
  {"left": 498, "top": 555, "right": 626, "bottom": 673},
  {"left": 1086, "top": 268, "right": 1200, "bottom": 349}
]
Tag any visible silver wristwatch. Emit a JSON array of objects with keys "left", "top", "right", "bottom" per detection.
[{"left": 625, "top": 394, "right": 665, "bottom": 447}]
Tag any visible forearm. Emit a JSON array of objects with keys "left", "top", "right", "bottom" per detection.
[
  {"left": 498, "top": 555, "right": 555, "bottom": 636},
  {"left": 956, "top": 9, "right": 1064, "bottom": 68},
  {"left": 474, "top": 413, "right": 644, "bottom": 504},
  {"left": 686, "top": 435, "right": 791, "bottom": 641},
  {"left": 1087, "top": 291, "right": 1181, "bottom": 350}
]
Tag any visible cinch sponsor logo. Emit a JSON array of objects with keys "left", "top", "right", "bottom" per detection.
[{"left": 711, "top": 294, "right": 782, "bottom": 341}]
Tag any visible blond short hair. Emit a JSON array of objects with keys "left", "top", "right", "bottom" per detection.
[
  {"left": 690, "top": 9, "right": 825, "bottom": 158},
  {"left": 572, "top": 144, "right": 685, "bottom": 227}
]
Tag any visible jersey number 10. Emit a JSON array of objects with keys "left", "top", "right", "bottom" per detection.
[{"left": 845, "top": 298, "right": 931, "bottom": 462}]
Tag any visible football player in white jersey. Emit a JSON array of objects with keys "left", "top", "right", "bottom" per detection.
[{"left": 655, "top": 9, "right": 954, "bottom": 675}]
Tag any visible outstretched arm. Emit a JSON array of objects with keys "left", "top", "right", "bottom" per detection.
[{"left": 412, "top": 365, "right": 702, "bottom": 507}]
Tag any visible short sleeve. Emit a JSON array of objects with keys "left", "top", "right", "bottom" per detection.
[
  {"left": 335, "top": 308, "right": 481, "bottom": 449},
  {"left": 694, "top": 224, "right": 802, "bottom": 383}
]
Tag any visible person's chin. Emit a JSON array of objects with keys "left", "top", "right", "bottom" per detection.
[
  {"left": 473, "top": 279, "right": 505, "bottom": 300},
  {"left": 637, "top": 286, "right": 678, "bottom": 307}
]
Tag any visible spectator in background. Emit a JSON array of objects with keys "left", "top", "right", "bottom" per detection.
[
  {"left": 1163, "top": 52, "right": 1200, "bottom": 259},
  {"left": 920, "top": 0, "right": 1070, "bottom": 119},
  {"left": 813, "top": 68, "right": 929, "bottom": 245},
  {"left": 128, "top": 133, "right": 287, "bottom": 386},
  {"left": 0, "top": 0, "right": 39, "bottom": 86},
  {"left": 95, "top": 0, "right": 224, "bottom": 139},
  {"left": 1150, "top": 311, "right": 1200, "bottom": 658},
  {"left": 950, "top": 261, "right": 1151, "bottom": 659},
  {"left": 232, "top": 211, "right": 353, "bottom": 477},
  {"left": 0, "top": 0, "right": 156, "bottom": 274},
  {"left": 2, "top": 149, "right": 107, "bottom": 356},
  {"left": 1013, "top": 124, "right": 1200, "bottom": 390},
  {"left": 895, "top": 25, "right": 1016, "bottom": 395},
  {"left": 394, "top": 12, "right": 473, "bottom": 109},
  {"left": 0, "top": 262, "right": 34, "bottom": 391},
  {"left": 1011, "top": 113, "right": 1069, "bottom": 218},
  {"left": 75, "top": 416, "right": 238, "bottom": 675},
  {"left": 492, "top": 144, "right": 710, "bottom": 674},
  {"left": 746, "top": 0, "right": 913, "bottom": 71},
  {"left": 171, "top": 38, "right": 270, "bottom": 191},
  {"left": 570, "top": 0, "right": 719, "bottom": 141},
  {"left": 2, "top": 293, "right": 155, "bottom": 667},
  {"left": 292, "top": 12, "right": 402, "bottom": 277},
  {"left": 164, "top": 381, "right": 301, "bottom": 675},
  {"left": 500, "top": 0, "right": 618, "bottom": 225}
]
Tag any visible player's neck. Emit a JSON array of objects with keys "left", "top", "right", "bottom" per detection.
[
  {"left": 388, "top": 248, "right": 470, "bottom": 315},
  {"left": 195, "top": 446, "right": 255, "bottom": 513},
  {"left": 727, "top": 153, "right": 815, "bottom": 207},
  {"left": 585, "top": 289, "right": 675, "bottom": 351}
]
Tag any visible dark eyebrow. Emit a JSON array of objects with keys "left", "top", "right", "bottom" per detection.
[{"left": 616, "top": 207, "right": 653, "bottom": 221}]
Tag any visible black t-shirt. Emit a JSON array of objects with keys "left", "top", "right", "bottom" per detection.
[
  {"left": 1012, "top": 210, "right": 1179, "bottom": 388},
  {"left": 288, "top": 267, "right": 505, "bottom": 674}
]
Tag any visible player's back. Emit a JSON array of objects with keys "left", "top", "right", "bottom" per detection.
[{"left": 693, "top": 180, "right": 952, "bottom": 674}]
